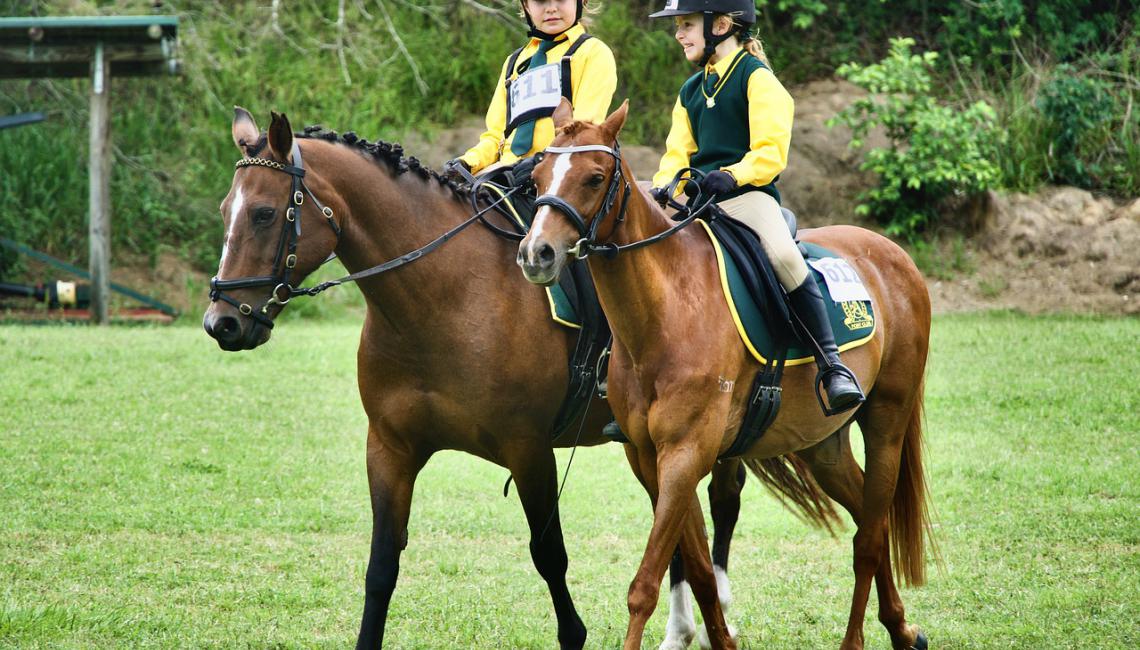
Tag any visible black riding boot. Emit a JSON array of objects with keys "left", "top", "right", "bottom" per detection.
[
  {"left": 787, "top": 278, "right": 865, "bottom": 415},
  {"left": 601, "top": 420, "right": 628, "bottom": 443}
]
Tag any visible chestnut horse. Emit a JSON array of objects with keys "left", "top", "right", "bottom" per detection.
[
  {"left": 204, "top": 108, "right": 810, "bottom": 649},
  {"left": 518, "top": 101, "right": 933, "bottom": 650}
]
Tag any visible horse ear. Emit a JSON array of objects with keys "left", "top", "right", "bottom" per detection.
[
  {"left": 268, "top": 111, "right": 294, "bottom": 162},
  {"left": 600, "top": 100, "right": 629, "bottom": 141},
  {"left": 232, "top": 106, "right": 259, "bottom": 153},
  {"left": 552, "top": 97, "right": 574, "bottom": 130}
]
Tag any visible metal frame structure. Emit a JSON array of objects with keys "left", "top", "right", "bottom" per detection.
[{"left": 0, "top": 16, "right": 179, "bottom": 323}]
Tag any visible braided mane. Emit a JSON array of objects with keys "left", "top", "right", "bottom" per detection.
[
  {"left": 297, "top": 126, "right": 473, "bottom": 199},
  {"left": 240, "top": 127, "right": 473, "bottom": 199}
]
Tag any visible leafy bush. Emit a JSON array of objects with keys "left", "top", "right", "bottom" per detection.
[
  {"left": 1037, "top": 66, "right": 1116, "bottom": 188},
  {"left": 938, "top": 0, "right": 1132, "bottom": 72},
  {"left": 830, "top": 38, "right": 1001, "bottom": 240}
]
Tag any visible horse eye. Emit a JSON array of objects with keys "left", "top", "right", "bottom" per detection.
[
  {"left": 587, "top": 174, "right": 605, "bottom": 188},
  {"left": 252, "top": 207, "right": 276, "bottom": 226}
]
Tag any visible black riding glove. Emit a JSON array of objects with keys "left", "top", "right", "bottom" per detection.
[
  {"left": 442, "top": 157, "right": 471, "bottom": 181},
  {"left": 700, "top": 170, "right": 737, "bottom": 196},
  {"left": 649, "top": 186, "right": 671, "bottom": 207},
  {"left": 511, "top": 155, "right": 538, "bottom": 189}
]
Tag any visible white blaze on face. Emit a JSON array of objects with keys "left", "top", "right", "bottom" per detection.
[
  {"left": 525, "top": 151, "right": 574, "bottom": 261},
  {"left": 220, "top": 186, "right": 244, "bottom": 267}
]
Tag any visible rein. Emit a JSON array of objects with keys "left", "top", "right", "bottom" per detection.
[
  {"left": 294, "top": 187, "right": 520, "bottom": 298},
  {"left": 452, "top": 162, "right": 529, "bottom": 242},
  {"left": 533, "top": 143, "right": 717, "bottom": 259},
  {"left": 210, "top": 144, "right": 522, "bottom": 327}
]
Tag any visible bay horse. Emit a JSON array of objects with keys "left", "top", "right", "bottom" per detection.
[
  {"left": 518, "top": 100, "right": 934, "bottom": 650},
  {"left": 203, "top": 108, "right": 810, "bottom": 649}
]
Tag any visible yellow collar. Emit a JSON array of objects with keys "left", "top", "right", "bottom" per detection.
[
  {"left": 527, "top": 23, "right": 586, "bottom": 51},
  {"left": 704, "top": 46, "right": 746, "bottom": 77}
]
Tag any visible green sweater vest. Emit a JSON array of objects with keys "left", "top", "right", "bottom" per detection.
[{"left": 680, "top": 51, "right": 781, "bottom": 204}]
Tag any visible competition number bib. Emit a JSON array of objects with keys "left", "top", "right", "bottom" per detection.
[
  {"left": 510, "top": 63, "right": 564, "bottom": 118},
  {"left": 807, "top": 257, "right": 873, "bottom": 303}
]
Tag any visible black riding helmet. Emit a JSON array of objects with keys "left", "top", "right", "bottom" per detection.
[
  {"left": 521, "top": 0, "right": 585, "bottom": 40},
  {"left": 649, "top": 0, "right": 756, "bottom": 66}
]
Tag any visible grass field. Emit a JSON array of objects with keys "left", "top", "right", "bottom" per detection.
[{"left": 1, "top": 312, "right": 1136, "bottom": 649}]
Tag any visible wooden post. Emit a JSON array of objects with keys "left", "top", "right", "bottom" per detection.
[{"left": 88, "top": 41, "right": 111, "bottom": 324}]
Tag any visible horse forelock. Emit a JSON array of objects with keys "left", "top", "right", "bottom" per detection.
[
  {"left": 558, "top": 121, "right": 590, "bottom": 138},
  {"left": 555, "top": 120, "right": 607, "bottom": 145}
]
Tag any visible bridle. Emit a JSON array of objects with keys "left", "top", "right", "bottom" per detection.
[
  {"left": 210, "top": 142, "right": 523, "bottom": 329},
  {"left": 209, "top": 142, "right": 340, "bottom": 329},
  {"left": 534, "top": 143, "right": 631, "bottom": 259},
  {"left": 533, "top": 142, "right": 716, "bottom": 259}
]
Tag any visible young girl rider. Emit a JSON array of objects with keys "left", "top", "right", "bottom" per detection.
[
  {"left": 443, "top": 0, "right": 617, "bottom": 180},
  {"left": 648, "top": 0, "right": 864, "bottom": 414}
]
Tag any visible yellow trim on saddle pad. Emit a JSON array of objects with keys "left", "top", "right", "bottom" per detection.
[
  {"left": 697, "top": 220, "right": 876, "bottom": 366},
  {"left": 483, "top": 184, "right": 581, "bottom": 330}
]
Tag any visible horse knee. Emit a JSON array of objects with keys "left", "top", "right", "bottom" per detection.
[
  {"left": 628, "top": 575, "right": 660, "bottom": 619},
  {"left": 772, "top": 246, "right": 809, "bottom": 286},
  {"left": 530, "top": 538, "right": 570, "bottom": 581}
]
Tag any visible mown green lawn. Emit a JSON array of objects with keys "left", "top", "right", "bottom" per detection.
[{"left": 1, "top": 312, "right": 1136, "bottom": 649}]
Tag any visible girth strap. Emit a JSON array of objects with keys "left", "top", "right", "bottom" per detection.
[
  {"left": 550, "top": 259, "right": 611, "bottom": 439},
  {"left": 719, "top": 346, "right": 786, "bottom": 460}
]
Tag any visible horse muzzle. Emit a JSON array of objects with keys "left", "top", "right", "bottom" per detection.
[
  {"left": 517, "top": 237, "right": 565, "bottom": 287},
  {"left": 203, "top": 306, "right": 271, "bottom": 351}
]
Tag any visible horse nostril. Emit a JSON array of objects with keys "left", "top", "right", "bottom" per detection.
[
  {"left": 538, "top": 243, "right": 555, "bottom": 265},
  {"left": 213, "top": 315, "right": 241, "bottom": 342}
]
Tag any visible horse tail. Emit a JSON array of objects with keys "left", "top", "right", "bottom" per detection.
[
  {"left": 891, "top": 375, "right": 936, "bottom": 587},
  {"left": 743, "top": 454, "right": 843, "bottom": 537}
]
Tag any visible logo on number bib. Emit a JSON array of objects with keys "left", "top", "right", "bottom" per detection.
[{"left": 510, "top": 63, "right": 564, "bottom": 119}]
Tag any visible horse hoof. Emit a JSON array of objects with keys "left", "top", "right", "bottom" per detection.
[{"left": 910, "top": 631, "right": 928, "bottom": 650}]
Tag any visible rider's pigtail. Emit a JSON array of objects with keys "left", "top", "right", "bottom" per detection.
[
  {"left": 723, "top": 13, "right": 770, "bottom": 69},
  {"left": 743, "top": 31, "right": 770, "bottom": 68}
]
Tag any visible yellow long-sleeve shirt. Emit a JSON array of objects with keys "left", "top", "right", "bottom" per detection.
[
  {"left": 652, "top": 47, "right": 794, "bottom": 193},
  {"left": 460, "top": 23, "right": 618, "bottom": 173}
]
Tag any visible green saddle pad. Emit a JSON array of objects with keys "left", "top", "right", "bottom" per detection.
[
  {"left": 482, "top": 183, "right": 580, "bottom": 329},
  {"left": 698, "top": 221, "right": 876, "bottom": 366}
]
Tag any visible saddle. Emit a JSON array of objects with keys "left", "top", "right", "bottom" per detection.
[{"left": 703, "top": 205, "right": 875, "bottom": 459}]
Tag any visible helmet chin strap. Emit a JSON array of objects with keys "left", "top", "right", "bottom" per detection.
[{"left": 698, "top": 13, "right": 738, "bottom": 67}]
